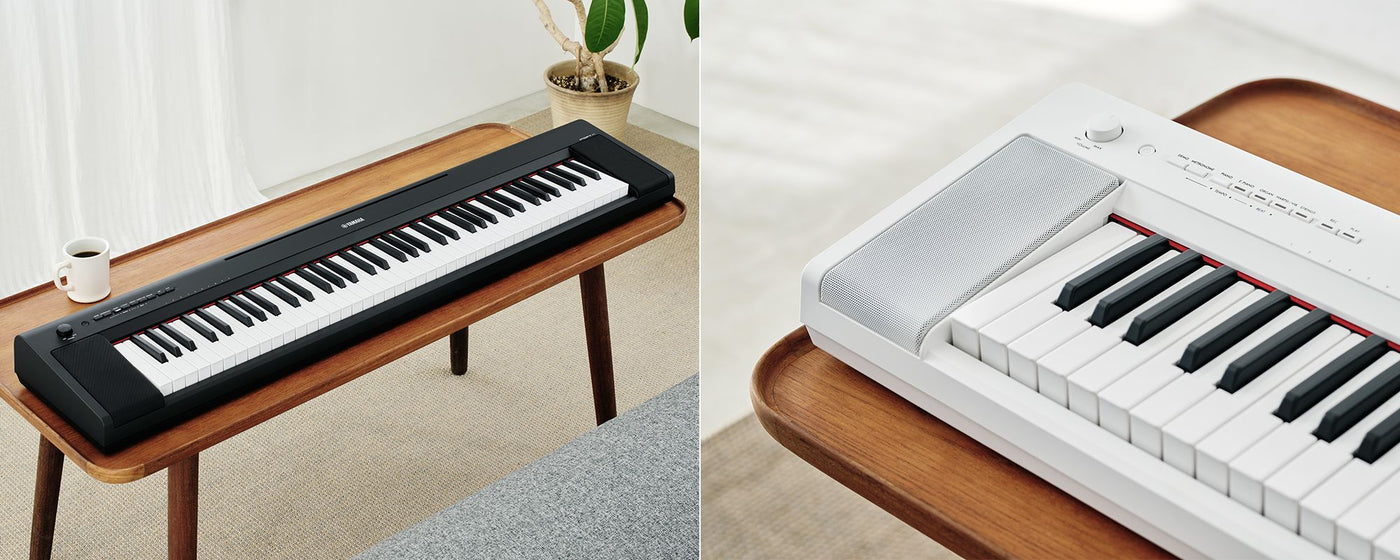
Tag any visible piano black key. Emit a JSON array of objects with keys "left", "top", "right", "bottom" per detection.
[
  {"left": 1276, "top": 336, "right": 1391, "bottom": 422},
  {"left": 550, "top": 165, "right": 586, "bottom": 186},
  {"left": 353, "top": 244, "right": 391, "bottom": 269},
  {"left": 309, "top": 263, "right": 344, "bottom": 289},
  {"left": 409, "top": 221, "right": 448, "bottom": 245},
  {"left": 504, "top": 184, "right": 541, "bottom": 205},
  {"left": 231, "top": 293, "right": 268, "bottom": 321},
  {"left": 1054, "top": 235, "right": 1172, "bottom": 311},
  {"left": 1315, "top": 361, "right": 1400, "bottom": 442},
  {"left": 279, "top": 275, "right": 315, "bottom": 302},
  {"left": 371, "top": 238, "right": 409, "bottom": 262},
  {"left": 538, "top": 169, "right": 572, "bottom": 189},
  {"left": 518, "top": 180, "right": 554, "bottom": 199},
  {"left": 438, "top": 208, "right": 478, "bottom": 233},
  {"left": 1124, "top": 265, "right": 1238, "bottom": 345},
  {"left": 296, "top": 268, "right": 334, "bottom": 294},
  {"left": 1177, "top": 290, "right": 1293, "bottom": 372},
  {"left": 389, "top": 228, "right": 425, "bottom": 254},
  {"left": 381, "top": 234, "right": 418, "bottom": 258},
  {"left": 181, "top": 314, "right": 218, "bottom": 342},
  {"left": 1356, "top": 407, "right": 1400, "bottom": 463},
  {"left": 321, "top": 258, "right": 358, "bottom": 283},
  {"left": 487, "top": 191, "right": 525, "bottom": 212},
  {"left": 262, "top": 280, "right": 302, "bottom": 307},
  {"left": 423, "top": 216, "right": 459, "bottom": 240},
  {"left": 196, "top": 307, "right": 233, "bottom": 336},
  {"left": 461, "top": 202, "right": 497, "bottom": 223},
  {"left": 145, "top": 329, "right": 183, "bottom": 357},
  {"left": 562, "top": 160, "right": 600, "bottom": 180},
  {"left": 217, "top": 299, "right": 254, "bottom": 327},
  {"left": 1218, "top": 308, "right": 1333, "bottom": 393},
  {"left": 340, "top": 250, "right": 377, "bottom": 276},
  {"left": 243, "top": 288, "right": 281, "bottom": 316},
  {"left": 159, "top": 323, "right": 197, "bottom": 351},
  {"left": 477, "top": 196, "right": 514, "bottom": 217},
  {"left": 1090, "top": 250, "right": 1204, "bottom": 328},
  {"left": 130, "top": 334, "right": 168, "bottom": 363},
  {"left": 522, "top": 175, "right": 564, "bottom": 194}
]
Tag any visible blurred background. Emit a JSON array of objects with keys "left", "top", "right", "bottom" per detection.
[{"left": 699, "top": 0, "right": 1400, "bottom": 557}]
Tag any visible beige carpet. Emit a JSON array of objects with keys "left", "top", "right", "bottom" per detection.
[
  {"left": 0, "top": 110, "right": 697, "bottom": 559},
  {"left": 701, "top": 416, "right": 957, "bottom": 559}
]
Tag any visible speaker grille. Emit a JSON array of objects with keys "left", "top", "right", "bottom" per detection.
[{"left": 819, "top": 136, "right": 1121, "bottom": 353}]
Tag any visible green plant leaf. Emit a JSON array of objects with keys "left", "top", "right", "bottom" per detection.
[
  {"left": 684, "top": 0, "right": 699, "bottom": 40},
  {"left": 631, "top": 0, "right": 648, "bottom": 66},
  {"left": 584, "top": 0, "right": 626, "bottom": 54}
]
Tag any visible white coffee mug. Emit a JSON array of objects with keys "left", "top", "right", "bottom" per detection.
[{"left": 54, "top": 237, "right": 111, "bottom": 303}]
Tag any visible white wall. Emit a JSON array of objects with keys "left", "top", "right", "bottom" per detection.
[
  {"left": 1203, "top": 0, "right": 1400, "bottom": 83},
  {"left": 231, "top": 0, "right": 698, "bottom": 189}
]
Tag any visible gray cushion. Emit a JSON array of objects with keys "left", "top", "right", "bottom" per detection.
[{"left": 358, "top": 375, "right": 698, "bottom": 560}]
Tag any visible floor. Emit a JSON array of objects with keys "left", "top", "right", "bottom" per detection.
[
  {"left": 698, "top": 0, "right": 1400, "bottom": 556},
  {"left": 0, "top": 110, "right": 698, "bottom": 559}
]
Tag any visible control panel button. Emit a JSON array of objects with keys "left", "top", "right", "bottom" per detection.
[
  {"left": 1165, "top": 156, "right": 1188, "bottom": 169},
  {"left": 1291, "top": 208, "right": 1314, "bottom": 222},
  {"left": 1229, "top": 184, "right": 1250, "bottom": 195},
  {"left": 1319, "top": 221, "right": 1340, "bottom": 234},
  {"left": 1138, "top": 144, "right": 1157, "bottom": 155},
  {"left": 1184, "top": 163, "right": 1209, "bottom": 177},
  {"left": 1085, "top": 113, "right": 1123, "bottom": 142},
  {"left": 1339, "top": 230, "right": 1362, "bottom": 243},
  {"left": 1269, "top": 200, "right": 1292, "bottom": 212},
  {"left": 56, "top": 324, "right": 74, "bottom": 340},
  {"left": 1208, "top": 174, "right": 1232, "bottom": 187},
  {"left": 1249, "top": 192, "right": 1272, "bottom": 204}
]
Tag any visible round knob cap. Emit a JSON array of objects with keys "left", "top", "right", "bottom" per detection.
[
  {"left": 56, "top": 323, "right": 74, "bottom": 340},
  {"left": 1085, "top": 113, "right": 1123, "bottom": 142}
]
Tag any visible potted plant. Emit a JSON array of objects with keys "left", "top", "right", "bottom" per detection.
[{"left": 533, "top": 0, "right": 699, "bottom": 138}]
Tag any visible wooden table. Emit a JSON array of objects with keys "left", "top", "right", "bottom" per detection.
[
  {"left": 0, "top": 124, "right": 686, "bottom": 559},
  {"left": 752, "top": 79, "right": 1400, "bottom": 558}
]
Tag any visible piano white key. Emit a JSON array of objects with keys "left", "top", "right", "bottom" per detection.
[
  {"left": 1296, "top": 355, "right": 1400, "bottom": 544},
  {"left": 1129, "top": 306, "right": 1307, "bottom": 457},
  {"left": 161, "top": 319, "right": 217, "bottom": 385},
  {"left": 114, "top": 340, "right": 174, "bottom": 395},
  {"left": 1173, "top": 328, "right": 1353, "bottom": 498},
  {"left": 1336, "top": 470, "right": 1400, "bottom": 560},
  {"left": 1070, "top": 281, "right": 1255, "bottom": 425},
  {"left": 1162, "top": 325, "right": 1351, "bottom": 478},
  {"left": 1037, "top": 257, "right": 1205, "bottom": 406},
  {"left": 1264, "top": 387, "right": 1400, "bottom": 534},
  {"left": 203, "top": 305, "right": 259, "bottom": 364},
  {"left": 947, "top": 222, "right": 1138, "bottom": 356},
  {"left": 1098, "top": 289, "right": 1268, "bottom": 440},
  {"left": 1375, "top": 518, "right": 1400, "bottom": 560}
]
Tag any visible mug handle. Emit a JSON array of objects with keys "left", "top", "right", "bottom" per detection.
[{"left": 54, "top": 261, "right": 74, "bottom": 292}]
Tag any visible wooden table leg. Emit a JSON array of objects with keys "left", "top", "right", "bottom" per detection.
[
  {"left": 580, "top": 264, "right": 617, "bottom": 425},
  {"left": 168, "top": 454, "right": 198, "bottom": 560},
  {"left": 450, "top": 326, "right": 469, "bottom": 376},
  {"left": 29, "top": 437, "right": 62, "bottom": 560}
]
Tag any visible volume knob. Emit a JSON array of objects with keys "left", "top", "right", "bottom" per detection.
[
  {"left": 56, "top": 323, "right": 74, "bottom": 340},
  {"left": 1085, "top": 113, "right": 1123, "bottom": 142}
]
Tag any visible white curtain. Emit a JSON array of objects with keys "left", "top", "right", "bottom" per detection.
[{"left": 0, "top": 0, "right": 265, "bottom": 297}]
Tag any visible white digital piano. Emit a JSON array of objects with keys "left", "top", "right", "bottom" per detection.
[{"left": 801, "top": 83, "right": 1400, "bottom": 559}]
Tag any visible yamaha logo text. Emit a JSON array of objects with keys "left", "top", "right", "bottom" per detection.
[{"left": 340, "top": 217, "right": 365, "bottom": 229}]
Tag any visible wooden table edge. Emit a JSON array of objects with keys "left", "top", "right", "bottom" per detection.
[
  {"left": 750, "top": 327, "right": 1007, "bottom": 559},
  {"left": 2, "top": 121, "right": 685, "bottom": 484}
]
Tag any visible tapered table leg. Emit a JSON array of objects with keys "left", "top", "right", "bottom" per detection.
[
  {"left": 450, "top": 326, "right": 469, "bottom": 376},
  {"left": 168, "top": 454, "right": 198, "bottom": 560},
  {"left": 29, "top": 437, "right": 62, "bottom": 560},
  {"left": 580, "top": 264, "right": 617, "bottom": 425}
]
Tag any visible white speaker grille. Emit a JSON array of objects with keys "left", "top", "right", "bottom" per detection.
[{"left": 819, "top": 136, "right": 1121, "bottom": 352}]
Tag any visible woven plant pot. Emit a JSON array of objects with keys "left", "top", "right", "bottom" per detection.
[{"left": 545, "top": 60, "right": 638, "bottom": 139}]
